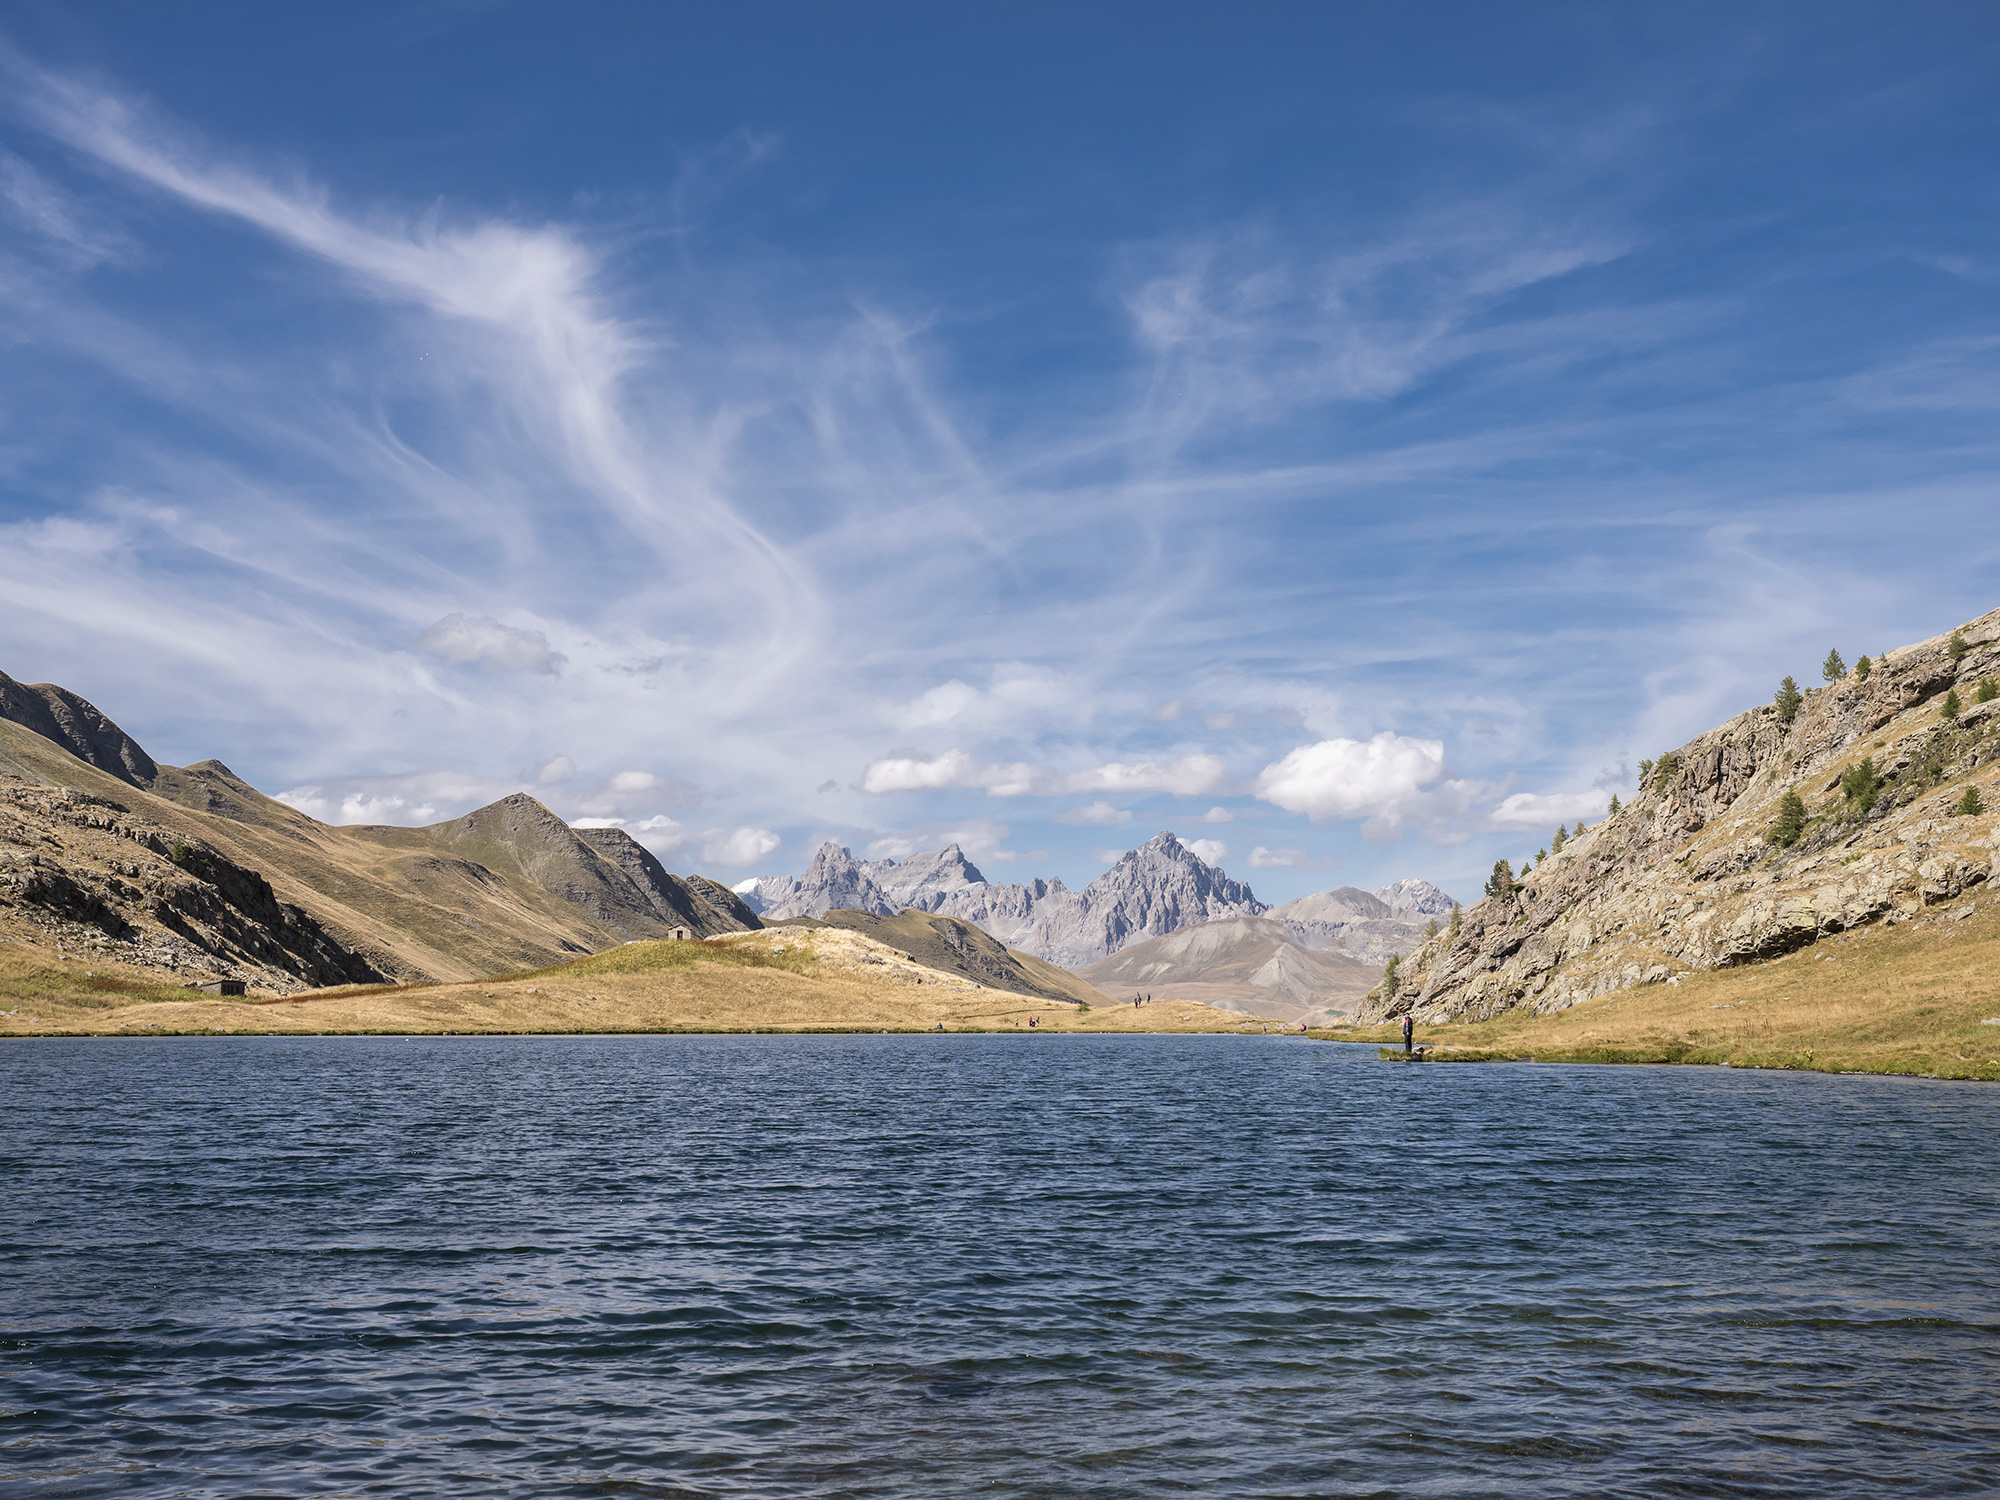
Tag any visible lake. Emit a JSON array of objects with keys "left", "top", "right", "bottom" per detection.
[{"left": 2, "top": 1035, "right": 1995, "bottom": 1497}]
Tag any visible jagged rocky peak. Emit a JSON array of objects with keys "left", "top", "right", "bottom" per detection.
[
  {"left": 1019, "top": 831, "right": 1268, "bottom": 970},
  {"left": 752, "top": 841, "right": 895, "bottom": 921},
  {"left": 1374, "top": 878, "right": 1455, "bottom": 917},
  {"left": 868, "top": 842, "right": 988, "bottom": 911},
  {"left": 1372, "top": 605, "right": 2000, "bottom": 1024}
]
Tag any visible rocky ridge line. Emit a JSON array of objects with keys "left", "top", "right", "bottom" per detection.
[{"left": 1371, "top": 608, "right": 2000, "bottom": 1024}]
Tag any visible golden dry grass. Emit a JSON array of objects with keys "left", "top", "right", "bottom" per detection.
[
  {"left": 0, "top": 926, "right": 1279, "bottom": 1037},
  {"left": 1323, "top": 886, "right": 2000, "bottom": 1080}
]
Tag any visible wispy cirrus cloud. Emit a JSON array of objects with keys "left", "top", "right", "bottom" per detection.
[
  {"left": 861, "top": 749, "right": 1229, "bottom": 799},
  {"left": 2, "top": 35, "right": 1995, "bottom": 908}
]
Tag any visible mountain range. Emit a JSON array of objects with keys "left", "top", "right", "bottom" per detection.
[
  {"left": 740, "top": 833, "right": 1453, "bottom": 971},
  {"left": 0, "top": 663, "right": 1455, "bottom": 1012}
]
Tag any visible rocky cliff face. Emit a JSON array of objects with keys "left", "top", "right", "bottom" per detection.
[
  {"left": 572, "top": 827, "right": 761, "bottom": 938},
  {"left": 1371, "top": 608, "right": 2000, "bottom": 1024}
]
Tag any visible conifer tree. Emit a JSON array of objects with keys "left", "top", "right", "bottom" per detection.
[
  {"left": 1382, "top": 953, "right": 1400, "bottom": 1002},
  {"left": 1775, "top": 676, "right": 1803, "bottom": 722},
  {"left": 1958, "top": 785, "right": 1985, "bottom": 817},
  {"left": 1841, "top": 757, "right": 1882, "bottom": 814},
  {"left": 1552, "top": 825, "right": 1566, "bottom": 852},
  {"left": 1822, "top": 648, "right": 1845, "bottom": 682},
  {"left": 1424, "top": 917, "right": 1439, "bottom": 939},
  {"left": 1608, "top": 794, "right": 1621, "bottom": 814},
  {"left": 1447, "top": 901, "right": 1462, "bottom": 939},
  {"left": 1855, "top": 655, "right": 1872, "bottom": 682},
  {"left": 1943, "top": 688, "right": 1962, "bottom": 721},
  {"left": 1638, "top": 759, "right": 1653, "bottom": 786},
  {"left": 1484, "top": 860, "right": 1516, "bottom": 903},
  {"left": 1535, "top": 848, "right": 1547, "bottom": 865},
  {"left": 1948, "top": 630, "right": 1968, "bottom": 661},
  {"left": 1979, "top": 679, "right": 1998, "bottom": 704},
  {"left": 1770, "top": 791, "right": 1807, "bottom": 847}
]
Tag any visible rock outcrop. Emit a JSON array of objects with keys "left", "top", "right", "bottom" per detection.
[
  {"left": 1369, "top": 608, "right": 2000, "bottom": 1024},
  {"left": 572, "top": 826, "right": 761, "bottom": 938},
  {"left": 0, "top": 777, "right": 382, "bottom": 989}
]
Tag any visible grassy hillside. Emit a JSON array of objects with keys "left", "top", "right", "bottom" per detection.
[
  {"left": 1324, "top": 883, "right": 2000, "bottom": 1080},
  {"left": 779, "top": 909, "right": 1111, "bottom": 1005},
  {"left": 0, "top": 925, "right": 1278, "bottom": 1036}
]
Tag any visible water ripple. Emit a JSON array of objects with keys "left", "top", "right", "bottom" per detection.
[{"left": 2, "top": 1035, "right": 1996, "bottom": 1498}]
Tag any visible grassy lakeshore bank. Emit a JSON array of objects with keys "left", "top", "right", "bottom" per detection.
[
  {"left": 0, "top": 926, "right": 1275, "bottom": 1038},
  {"left": 1315, "top": 889, "right": 2000, "bottom": 1082}
]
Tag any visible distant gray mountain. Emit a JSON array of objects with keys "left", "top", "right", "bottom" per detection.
[
  {"left": 1272, "top": 879, "right": 1456, "bottom": 966},
  {"left": 1079, "top": 914, "right": 1381, "bottom": 1025},
  {"left": 1375, "top": 878, "right": 1455, "bottom": 918},
  {"left": 743, "top": 831, "right": 1265, "bottom": 968},
  {"left": 1018, "top": 831, "right": 1265, "bottom": 968}
]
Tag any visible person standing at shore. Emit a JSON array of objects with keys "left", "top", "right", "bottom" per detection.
[{"left": 1402, "top": 1014, "right": 1414, "bottom": 1053}]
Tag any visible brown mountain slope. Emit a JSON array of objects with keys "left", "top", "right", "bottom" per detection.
[
  {"left": 0, "top": 670, "right": 159, "bottom": 786},
  {"left": 1375, "top": 606, "right": 2000, "bottom": 1025},
  {"left": 1079, "top": 914, "right": 1378, "bottom": 1024},
  {"left": 0, "top": 682, "right": 757, "bottom": 989},
  {"left": 771, "top": 908, "right": 1112, "bottom": 1006}
]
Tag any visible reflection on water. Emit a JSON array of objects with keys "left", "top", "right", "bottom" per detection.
[{"left": 2, "top": 1035, "right": 1996, "bottom": 1497}]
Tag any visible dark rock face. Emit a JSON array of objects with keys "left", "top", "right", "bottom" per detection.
[
  {"left": 682, "top": 874, "right": 764, "bottom": 932},
  {"left": 0, "top": 781, "right": 381, "bottom": 988},
  {"left": 0, "top": 672, "right": 159, "bottom": 788},
  {"left": 572, "top": 827, "right": 761, "bottom": 936}
]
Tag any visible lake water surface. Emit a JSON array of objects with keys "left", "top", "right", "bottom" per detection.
[{"left": 2, "top": 1035, "right": 1996, "bottom": 1498}]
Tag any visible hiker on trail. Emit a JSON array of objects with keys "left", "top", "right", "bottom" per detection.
[{"left": 1401, "top": 1014, "right": 1414, "bottom": 1053}]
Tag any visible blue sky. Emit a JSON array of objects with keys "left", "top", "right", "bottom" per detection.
[{"left": 1, "top": 3, "right": 1996, "bottom": 904}]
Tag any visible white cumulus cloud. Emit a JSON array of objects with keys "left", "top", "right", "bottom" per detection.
[
  {"left": 1064, "top": 755, "right": 1229, "bottom": 797},
  {"left": 861, "top": 750, "right": 1227, "bottom": 799},
  {"left": 416, "top": 613, "right": 566, "bottom": 674},
  {"left": 1185, "top": 838, "right": 1228, "bottom": 865},
  {"left": 704, "top": 826, "right": 780, "bottom": 866},
  {"left": 533, "top": 754, "right": 576, "bottom": 785},
  {"left": 1488, "top": 789, "right": 1611, "bottom": 830},
  {"left": 1255, "top": 731, "right": 1488, "bottom": 840},
  {"left": 1054, "top": 801, "right": 1132, "bottom": 825},
  {"left": 1248, "top": 846, "right": 1312, "bottom": 868}
]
